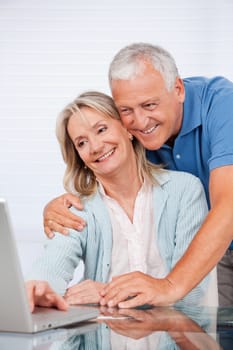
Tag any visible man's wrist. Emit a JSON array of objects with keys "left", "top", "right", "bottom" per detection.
[{"left": 163, "top": 275, "right": 184, "bottom": 304}]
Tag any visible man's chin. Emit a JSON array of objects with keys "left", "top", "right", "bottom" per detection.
[
  {"left": 140, "top": 139, "right": 161, "bottom": 151},
  {"left": 136, "top": 133, "right": 162, "bottom": 150}
]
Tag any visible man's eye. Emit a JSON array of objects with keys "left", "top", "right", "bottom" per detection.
[
  {"left": 144, "top": 103, "right": 156, "bottom": 110},
  {"left": 119, "top": 108, "right": 130, "bottom": 115}
]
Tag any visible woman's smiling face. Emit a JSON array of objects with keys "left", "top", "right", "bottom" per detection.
[{"left": 67, "top": 107, "right": 134, "bottom": 179}]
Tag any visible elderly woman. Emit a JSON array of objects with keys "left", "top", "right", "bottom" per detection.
[{"left": 26, "top": 91, "right": 217, "bottom": 311}]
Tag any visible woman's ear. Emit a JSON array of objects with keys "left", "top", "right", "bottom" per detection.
[{"left": 128, "top": 132, "right": 133, "bottom": 141}]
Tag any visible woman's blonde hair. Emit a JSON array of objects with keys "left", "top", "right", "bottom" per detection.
[{"left": 56, "top": 91, "right": 161, "bottom": 196}]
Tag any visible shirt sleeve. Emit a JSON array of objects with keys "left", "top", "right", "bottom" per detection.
[{"left": 205, "top": 85, "right": 233, "bottom": 170}]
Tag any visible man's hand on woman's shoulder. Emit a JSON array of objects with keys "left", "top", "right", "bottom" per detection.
[{"left": 43, "top": 193, "right": 86, "bottom": 238}]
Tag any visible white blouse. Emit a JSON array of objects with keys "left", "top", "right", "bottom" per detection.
[{"left": 99, "top": 179, "right": 167, "bottom": 281}]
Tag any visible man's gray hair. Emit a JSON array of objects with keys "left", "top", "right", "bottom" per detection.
[{"left": 108, "top": 43, "right": 179, "bottom": 91}]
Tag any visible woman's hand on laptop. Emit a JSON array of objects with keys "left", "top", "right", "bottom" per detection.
[
  {"left": 64, "top": 280, "right": 107, "bottom": 305},
  {"left": 43, "top": 193, "right": 86, "bottom": 238},
  {"left": 26, "top": 281, "right": 68, "bottom": 312}
]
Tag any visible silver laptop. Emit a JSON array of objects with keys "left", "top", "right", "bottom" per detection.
[{"left": 0, "top": 198, "right": 99, "bottom": 333}]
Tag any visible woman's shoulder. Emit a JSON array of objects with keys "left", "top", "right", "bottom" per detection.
[
  {"left": 69, "top": 191, "right": 104, "bottom": 215},
  {"left": 152, "top": 169, "right": 208, "bottom": 215},
  {"left": 69, "top": 190, "right": 110, "bottom": 229},
  {"left": 153, "top": 169, "right": 203, "bottom": 190}
]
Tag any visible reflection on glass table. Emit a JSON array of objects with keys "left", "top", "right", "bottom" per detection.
[{"left": 1, "top": 305, "right": 233, "bottom": 349}]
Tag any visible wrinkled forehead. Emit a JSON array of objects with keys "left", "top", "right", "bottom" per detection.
[
  {"left": 71, "top": 106, "right": 92, "bottom": 124},
  {"left": 71, "top": 106, "right": 107, "bottom": 123},
  {"left": 68, "top": 106, "right": 115, "bottom": 132}
]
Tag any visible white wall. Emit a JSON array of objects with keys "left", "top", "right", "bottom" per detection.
[{"left": 0, "top": 0, "right": 233, "bottom": 275}]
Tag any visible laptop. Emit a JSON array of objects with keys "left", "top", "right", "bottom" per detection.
[{"left": 0, "top": 198, "right": 99, "bottom": 333}]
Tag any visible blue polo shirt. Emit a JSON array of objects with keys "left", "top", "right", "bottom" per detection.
[{"left": 146, "top": 76, "right": 233, "bottom": 248}]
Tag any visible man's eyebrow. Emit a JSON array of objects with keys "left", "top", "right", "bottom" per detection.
[
  {"left": 117, "top": 97, "right": 160, "bottom": 108},
  {"left": 142, "top": 97, "right": 160, "bottom": 103}
]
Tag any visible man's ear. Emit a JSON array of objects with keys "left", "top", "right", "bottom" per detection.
[{"left": 174, "top": 77, "right": 185, "bottom": 103}]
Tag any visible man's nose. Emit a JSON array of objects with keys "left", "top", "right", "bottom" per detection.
[{"left": 132, "top": 108, "right": 148, "bottom": 129}]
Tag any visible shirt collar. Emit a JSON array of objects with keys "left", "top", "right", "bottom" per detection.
[
  {"left": 97, "top": 171, "right": 170, "bottom": 199},
  {"left": 180, "top": 79, "right": 202, "bottom": 136},
  {"left": 97, "top": 177, "right": 151, "bottom": 200}
]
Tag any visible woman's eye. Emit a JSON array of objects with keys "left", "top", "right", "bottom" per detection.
[
  {"left": 98, "top": 126, "right": 107, "bottom": 133},
  {"left": 77, "top": 140, "right": 87, "bottom": 148}
]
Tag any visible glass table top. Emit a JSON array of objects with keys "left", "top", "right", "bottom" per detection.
[{"left": 0, "top": 305, "right": 233, "bottom": 349}]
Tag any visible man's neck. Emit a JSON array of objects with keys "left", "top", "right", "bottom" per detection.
[{"left": 165, "top": 136, "right": 176, "bottom": 148}]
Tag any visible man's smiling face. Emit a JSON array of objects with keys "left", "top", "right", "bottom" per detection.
[{"left": 111, "top": 63, "right": 185, "bottom": 150}]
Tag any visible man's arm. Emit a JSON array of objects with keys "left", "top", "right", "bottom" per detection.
[
  {"left": 167, "top": 165, "right": 233, "bottom": 300},
  {"left": 43, "top": 193, "right": 86, "bottom": 238},
  {"left": 100, "top": 165, "right": 233, "bottom": 307}
]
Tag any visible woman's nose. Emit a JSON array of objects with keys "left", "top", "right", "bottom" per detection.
[{"left": 89, "top": 138, "right": 103, "bottom": 154}]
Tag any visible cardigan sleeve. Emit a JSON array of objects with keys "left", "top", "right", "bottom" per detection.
[
  {"left": 26, "top": 210, "right": 89, "bottom": 295},
  {"left": 170, "top": 173, "right": 209, "bottom": 304},
  {"left": 171, "top": 174, "right": 208, "bottom": 267},
  {"left": 157, "top": 171, "right": 210, "bottom": 305}
]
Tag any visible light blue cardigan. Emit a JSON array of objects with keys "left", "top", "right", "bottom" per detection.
[{"left": 28, "top": 170, "right": 209, "bottom": 305}]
